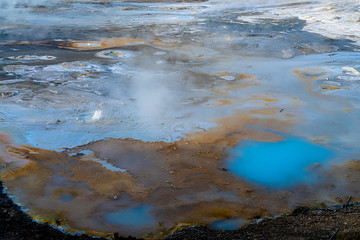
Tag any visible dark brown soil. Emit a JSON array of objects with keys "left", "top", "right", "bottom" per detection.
[
  {"left": 164, "top": 205, "right": 360, "bottom": 240},
  {"left": 1, "top": 181, "right": 360, "bottom": 240}
]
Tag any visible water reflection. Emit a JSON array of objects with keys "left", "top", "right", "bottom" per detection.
[
  {"left": 104, "top": 205, "right": 155, "bottom": 229},
  {"left": 210, "top": 217, "right": 247, "bottom": 230}
]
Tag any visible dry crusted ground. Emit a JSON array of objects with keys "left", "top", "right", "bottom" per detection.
[{"left": 1, "top": 181, "right": 360, "bottom": 240}]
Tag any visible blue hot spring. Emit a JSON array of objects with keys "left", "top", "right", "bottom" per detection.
[{"left": 227, "top": 136, "right": 334, "bottom": 188}]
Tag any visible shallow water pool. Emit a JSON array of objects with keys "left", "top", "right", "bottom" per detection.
[
  {"left": 210, "top": 217, "right": 247, "bottom": 230},
  {"left": 104, "top": 205, "right": 155, "bottom": 229}
]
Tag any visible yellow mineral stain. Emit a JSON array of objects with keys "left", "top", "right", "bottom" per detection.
[
  {"left": 252, "top": 96, "right": 279, "bottom": 102},
  {"left": 293, "top": 70, "right": 306, "bottom": 80},
  {"left": 211, "top": 99, "right": 235, "bottom": 106},
  {"left": 319, "top": 85, "right": 343, "bottom": 91},
  {"left": 226, "top": 84, "right": 252, "bottom": 90},
  {"left": 214, "top": 72, "right": 256, "bottom": 82},
  {"left": 250, "top": 109, "right": 277, "bottom": 115},
  {"left": 236, "top": 73, "right": 257, "bottom": 81},
  {"left": 293, "top": 68, "right": 331, "bottom": 96},
  {"left": 151, "top": 38, "right": 182, "bottom": 48},
  {"left": 211, "top": 89, "right": 229, "bottom": 95},
  {"left": 284, "top": 113, "right": 295, "bottom": 119},
  {"left": 0, "top": 134, "right": 34, "bottom": 180},
  {"left": 344, "top": 160, "right": 360, "bottom": 171},
  {"left": 262, "top": 98, "right": 278, "bottom": 102},
  {"left": 210, "top": 73, "right": 256, "bottom": 95},
  {"left": 215, "top": 71, "right": 233, "bottom": 77},
  {"left": 187, "top": 111, "right": 288, "bottom": 147},
  {"left": 344, "top": 108, "right": 352, "bottom": 111}
]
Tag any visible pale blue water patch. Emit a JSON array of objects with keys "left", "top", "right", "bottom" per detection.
[
  {"left": 68, "top": 150, "right": 93, "bottom": 156},
  {"left": 104, "top": 205, "right": 154, "bottom": 229},
  {"left": 210, "top": 217, "right": 247, "bottom": 230},
  {"left": 92, "top": 159, "right": 127, "bottom": 173},
  {"left": 60, "top": 194, "right": 74, "bottom": 203},
  {"left": 227, "top": 136, "right": 334, "bottom": 188},
  {"left": 79, "top": 150, "right": 93, "bottom": 155}
]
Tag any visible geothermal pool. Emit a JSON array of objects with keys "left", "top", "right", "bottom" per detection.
[{"left": 0, "top": 0, "right": 360, "bottom": 238}]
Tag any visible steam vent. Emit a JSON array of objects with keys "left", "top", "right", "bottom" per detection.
[{"left": 1, "top": 0, "right": 360, "bottom": 239}]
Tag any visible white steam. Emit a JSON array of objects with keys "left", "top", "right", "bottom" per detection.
[{"left": 131, "top": 69, "right": 178, "bottom": 122}]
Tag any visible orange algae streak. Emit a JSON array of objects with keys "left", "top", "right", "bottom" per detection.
[
  {"left": 226, "top": 84, "right": 252, "bottom": 90},
  {"left": 0, "top": 134, "right": 33, "bottom": 180},
  {"left": 211, "top": 73, "right": 257, "bottom": 94},
  {"left": 58, "top": 38, "right": 146, "bottom": 50},
  {"left": 293, "top": 68, "right": 328, "bottom": 96},
  {"left": 250, "top": 109, "right": 277, "bottom": 116},
  {"left": 186, "top": 112, "right": 287, "bottom": 147},
  {"left": 293, "top": 69, "right": 306, "bottom": 80},
  {"left": 211, "top": 89, "right": 229, "bottom": 95},
  {"left": 319, "top": 85, "right": 344, "bottom": 91},
  {"left": 211, "top": 99, "right": 235, "bottom": 106},
  {"left": 150, "top": 37, "right": 183, "bottom": 48},
  {"left": 236, "top": 73, "right": 257, "bottom": 81},
  {"left": 259, "top": 98, "right": 279, "bottom": 102}
]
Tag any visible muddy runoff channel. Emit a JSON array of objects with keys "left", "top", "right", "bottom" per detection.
[{"left": 1, "top": 0, "right": 360, "bottom": 239}]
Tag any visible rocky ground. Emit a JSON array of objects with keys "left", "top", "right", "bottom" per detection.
[
  {"left": 164, "top": 206, "right": 360, "bottom": 240},
  {"left": 1, "top": 181, "right": 360, "bottom": 240}
]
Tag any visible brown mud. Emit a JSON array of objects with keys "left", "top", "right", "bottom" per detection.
[
  {"left": 0, "top": 180, "right": 134, "bottom": 240},
  {"left": 0, "top": 112, "right": 290, "bottom": 238},
  {"left": 1, "top": 109, "right": 360, "bottom": 239},
  {"left": 1, "top": 179, "right": 360, "bottom": 240}
]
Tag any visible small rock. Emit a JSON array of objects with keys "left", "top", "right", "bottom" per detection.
[
  {"left": 220, "top": 75, "right": 236, "bottom": 81},
  {"left": 1, "top": 91, "right": 17, "bottom": 98},
  {"left": 282, "top": 49, "right": 295, "bottom": 59}
]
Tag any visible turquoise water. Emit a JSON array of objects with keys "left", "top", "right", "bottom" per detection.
[
  {"left": 210, "top": 217, "right": 247, "bottom": 230},
  {"left": 104, "top": 205, "right": 154, "bottom": 229},
  {"left": 227, "top": 136, "right": 334, "bottom": 188}
]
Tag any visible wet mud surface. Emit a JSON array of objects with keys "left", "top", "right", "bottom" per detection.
[
  {"left": 2, "top": 179, "right": 360, "bottom": 240},
  {"left": 1, "top": 115, "right": 360, "bottom": 238},
  {"left": 1, "top": 0, "right": 360, "bottom": 239},
  {"left": 0, "top": 181, "right": 133, "bottom": 240}
]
